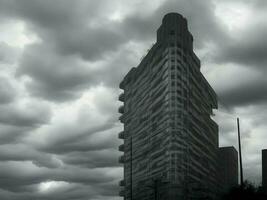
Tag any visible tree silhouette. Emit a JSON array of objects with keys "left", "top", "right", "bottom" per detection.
[{"left": 221, "top": 181, "right": 267, "bottom": 200}]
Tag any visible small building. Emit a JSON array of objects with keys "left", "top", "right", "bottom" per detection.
[
  {"left": 218, "top": 146, "right": 238, "bottom": 194},
  {"left": 263, "top": 149, "right": 267, "bottom": 194}
]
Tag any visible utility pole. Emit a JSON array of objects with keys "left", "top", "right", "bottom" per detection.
[
  {"left": 130, "top": 137, "right": 133, "bottom": 200},
  {"left": 237, "top": 118, "right": 244, "bottom": 186}
]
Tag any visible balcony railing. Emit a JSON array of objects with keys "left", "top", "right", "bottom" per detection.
[
  {"left": 119, "top": 81, "right": 124, "bottom": 90},
  {"left": 119, "top": 189, "right": 125, "bottom": 196},
  {"left": 118, "top": 105, "right": 124, "bottom": 114},
  {"left": 118, "top": 144, "right": 124, "bottom": 152},
  {"left": 119, "top": 93, "right": 125, "bottom": 102},
  {"left": 119, "top": 114, "right": 125, "bottom": 123},
  {"left": 119, "top": 180, "right": 125, "bottom": 186},
  {"left": 118, "top": 155, "right": 125, "bottom": 163},
  {"left": 118, "top": 131, "right": 124, "bottom": 139}
]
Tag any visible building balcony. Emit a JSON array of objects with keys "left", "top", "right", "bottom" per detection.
[
  {"left": 119, "top": 114, "right": 125, "bottom": 123},
  {"left": 119, "top": 189, "right": 125, "bottom": 196},
  {"left": 119, "top": 179, "right": 125, "bottom": 186},
  {"left": 118, "top": 155, "right": 125, "bottom": 163},
  {"left": 118, "top": 105, "right": 124, "bottom": 114},
  {"left": 119, "top": 81, "right": 124, "bottom": 90},
  {"left": 118, "top": 131, "right": 124, "bottom": 139},
  {"left": 119, "top": 93, "right": 125, "bottom": 102},
  {"left": 118, "top": 144, "right": 124, "bottom": 152}
]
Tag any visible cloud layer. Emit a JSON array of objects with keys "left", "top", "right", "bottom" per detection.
[{"left": 0, "top": 0, "right": 266, "bottom": 199}]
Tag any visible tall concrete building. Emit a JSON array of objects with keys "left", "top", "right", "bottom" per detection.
[
  {"left": 218, "top": 146, "right": 238, "bottom": 194},
  {"left": 118, "top": 13, "right": 219, "bottom": 200},
  {"left": 263, "top": 149, "right": 267, "bottom": 194}
]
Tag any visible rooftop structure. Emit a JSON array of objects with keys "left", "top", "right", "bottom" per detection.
[{"left": 263, "top": 149, "right": 267, "bottom": 194}]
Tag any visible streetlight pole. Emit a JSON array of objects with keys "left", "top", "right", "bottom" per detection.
[
  {"left": 237, "top": 118, "right": 244, "bottom": 186},
  {"left": 130, "top": 137, "right": 133, "bottom": 199}
]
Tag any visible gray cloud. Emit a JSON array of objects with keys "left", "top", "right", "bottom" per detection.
[
  {"left": 0, "top": 0, "right": 266, "bottom": 199},
  {"left": 2, "top": 0, "right": 230, "bottom": 102},
  {"left": 0, "top": 124, "right": 33, "bottom": 144},
  {"left": 218, "top": 76, "right": 267, "bottom": 107},
  {"left": 40, "top": 124, "right": 120, "bottom": 154},
  {"left": 0, "top": 42, "right": 19, "bottom": 64},
  {"left": 0, "top": 183, "right": 121, "bottom": 200},
  {"left": 16, "top": 42, "right": 137, "bottom": 101},
  {"left": 216, "top": 24, "right": 267, "bottom": 70},
  {"left": 60, "top": 149, "right": 121, "bottom": 168},
  {"left": 0, "top": 144, "right": 61, "bottom": 168},
  {"left": 17, "top": 44, "right": 96, "bottom": 101},
  {"left": 0, "top": 161, "right": 121, "bottom": 194},
  {"left": 0, "top": 101, "right": 51, "bottom": 127},
  {"left": 0, "top": 76, "right": 16, "bottom": 104},
  {"left": 0, "top": 0, "right": 127, "bottom": 61}
]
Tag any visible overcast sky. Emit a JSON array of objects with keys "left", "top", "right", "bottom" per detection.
[{"left": 0, "top": 0, "right": 266, "bottom": 199}]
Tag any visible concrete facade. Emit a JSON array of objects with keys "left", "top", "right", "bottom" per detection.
[
  {"left": 218, "top": 146, "right": 238, "bottom": 194},
  {"left": 263, "top": 149, "right": 267, "bottom": 194},
  {"left": 118, "top": 13, "right": 219, "bottom": 200}
]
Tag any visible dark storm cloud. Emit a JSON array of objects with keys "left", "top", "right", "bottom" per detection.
[
  {"left": 0, "top": 1, "right": 234, "bottom": 199},
  {"left": 17, "top": 44, "right": 98, "bottom": 101},
  {"left": 0, "top": 161, "right": 120, "bottom": 195},
  {"left": 52, "top": 25, "right": 125, "bottom": 61},
  {"left": 0, "top": 101, "right": 51, "bottom": 127},
  {"left": 1, "top": 0, "right": 230, "bottom": 102},
  {"left": 0, "top": 183, "right": 120, "bottom": 200},
  {"left": 16, "top": 43, "right": 133, "bottom": 101},
  {"left": 0, "top": 102, "right": 51, "bottom": 146},
  {"left": 5, "top": 95, "right": 123, "bottom": 198},
  {"left": 60, "top": 149, "right": 121, "bottom": 168},
  {"left": 0, "top": 144, "right": 61, "bottom": 168},
  {"left": 0, "top": 97, "right": 51, "bottom": 145},
  {"left": 0, "top": 0, "right": 127, "bottom": 61},
  {"left": 218, "top": 77, "right": 267, "bottom": 107},
  {"left": 215, "top": 24, "right": 267, "bottom": 70},
  {"left": 0, "top": 0, "right": 265, "bottom": 199},
  {"left": 39, "top": 123, "right": 120, "bottom": 154},
  {"left": 208, "top": 11, "right": 267, "bottom": 109},
  {"left": 0, "top": 124, "right": 33, "bottom": 144},
  {"left": 0, "top": 123, "right": 122, "bottom": 199}
]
